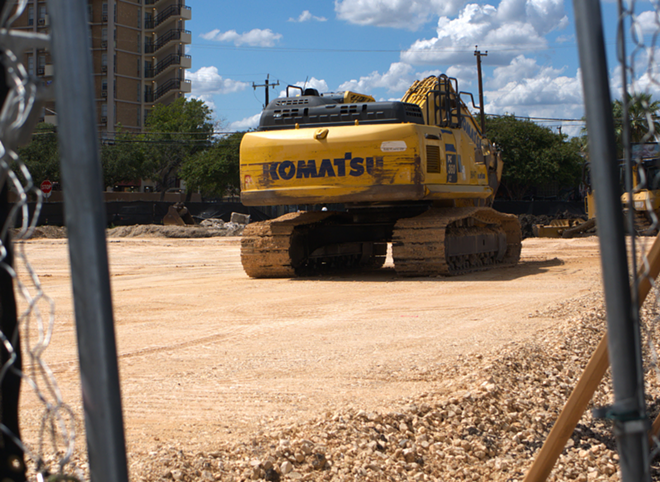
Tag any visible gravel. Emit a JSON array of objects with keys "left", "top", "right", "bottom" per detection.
[
  {"left": 22, "top": 257, "right": 660, "bottom": 481},
  {"left": 74, "top": 291, "right": 656, "bottom": 482}
]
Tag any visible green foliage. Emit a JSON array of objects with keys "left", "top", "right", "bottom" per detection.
[
  {"left": 485, "top": 115, "right": 583, "bottom": 200},
  {"left": 16, "top": 123, "right": 59, "bottom": 184},
  {"left": 143, "top": 97, "right": 215, "bottom": 190},
  {"left": 179, "top": 132, "right": 244, "bottom": 197},
  {"left": 612, "top": 93, "right": 660, "bottom": 156},
  {"left": 100, "top": 129, "right": 149, "bottom": 188},
  {"left": 15, "top": 98, "right": 220, "bottom": 193}
]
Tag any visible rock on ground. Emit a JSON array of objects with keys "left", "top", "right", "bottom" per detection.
[{"left": 38, "top": 291, "right": 660, "bottom": 481}]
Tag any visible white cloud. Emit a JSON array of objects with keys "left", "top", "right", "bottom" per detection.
[
  {"left": 335, "top": 0, "right": 466, "bottom": 30},
  {"left": 230, "top": 113, "right": 262, "bottom": 132},
  {"left": 278, "top": 77, "right": 329, "bottom": 97},
  {"left": 200, "top": 28, "right": 282, "bottom": 47},
  {"left": 186, "top": 66, "right": 249, "bottom": 114},
  {"left": 338, "top": 62, "right": 415, "bottom": 93},
  {"left": 635, "top": 10, "right": 659, "bottom": 36},
  {"left": 484, "top": 56, "right": 583, "bottom": 120},
  {"left": 401, "top": 0, "right": 569, "bottom": 66},
  {"left": 288, "top": 10, "right": 327, "bottom": 22},
  {"left": 610, "top": 49, "right": 660, "bottom": 101},
  {"left": 187, "top": 66, "right": 249, "bottom": 95}
]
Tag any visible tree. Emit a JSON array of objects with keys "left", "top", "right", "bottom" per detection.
[
  {"left": 100, "top": 129, "right": 150, "bottom": 189},
  {"left": 179, "top": 132, "right": 244, "bottom": 198},
  {"left": 16, "top": 122, "right": 60, "bottom": 185},
  {"left": 612, "top": 93, "right": 660, "bottom": 157},
  {"left": 485, "top": 115, "right": 583, "bottom": 200},
  {"left": 143, "top": 97, "right": 215, "bottom": 191}
]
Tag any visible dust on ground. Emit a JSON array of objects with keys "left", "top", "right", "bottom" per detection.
[{"left": 14, "top": 234, "right": 656, "bottom": 481}]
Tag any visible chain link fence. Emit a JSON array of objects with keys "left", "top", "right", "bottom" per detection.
[
  {"left": 0, "top": 1, "right": 88, "bottom": 480},
  {"left": 622, "top": 0, "right": 660, "bottom": 467}
]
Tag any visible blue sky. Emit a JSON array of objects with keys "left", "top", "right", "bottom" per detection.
[{"left": 185, "top": 0, "right": 657, "bottom": 137}]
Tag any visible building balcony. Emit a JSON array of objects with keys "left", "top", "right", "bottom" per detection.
[
  {"left": 144, "top": 4, "right": 191, "bottom": 30},
  {"left": 144, "top": 54, "right": 191, "bottom": 79},
  {"left": 153, "top": 28, "right": 191, "bottom": 53},
  {"left": 145, "top": 78, "right": 191, "bottom": 102}
]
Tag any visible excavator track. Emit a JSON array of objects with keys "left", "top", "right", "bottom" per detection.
[
  {"left": 241, "top": 211, "right": 332, "bottom": 278},
  {"left": 632, "top": 209, "right": 658, "bottom": 236},
  {"left": 392, "top": 207, "right": 522, "bottom": 277}
]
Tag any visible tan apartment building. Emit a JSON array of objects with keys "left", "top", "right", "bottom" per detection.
[{"left": 13, "top": 0, "right": 192, "bottom": 138}]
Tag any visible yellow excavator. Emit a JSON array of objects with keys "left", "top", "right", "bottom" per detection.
[{"left": 238, "top": 75, "right": 522, "bottom": 277}]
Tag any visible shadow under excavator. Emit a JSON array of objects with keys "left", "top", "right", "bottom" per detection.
[{"left": 291, "top": 257, "right": 566, "bottom": 283}]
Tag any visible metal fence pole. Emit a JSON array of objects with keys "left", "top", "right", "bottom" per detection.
[
  {"left": 573, "top": 0, "right": 650, "bottom": 480},
  {"left": 45, "top": 1, "right": 128, "bottom": 481}
]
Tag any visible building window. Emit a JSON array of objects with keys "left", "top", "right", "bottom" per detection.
[
  {"left": 102, "top": 3, "right": 108, "bottom": 21},
  {"left": 101, "top": 103, "right": 108, "bottom": 117},
  {"left": 137, "top": 82, "right": 141, "bottom": 101},
  {"left": 38, "top": 6, "right": 46, "bottom": 21},
  {"left": 27, "top": 56, "right": 34, "bottom": 75},
  {"left": 114, "top": 4, "right": 117, "bottom": 23},
  {"left": 137, "top": 106, "right": 141, "bottom": 127},
  {"left": 137, "top": 8, "right": 141, "bottom": 28},
  {"left": 28, "top": 5, "right": 33, "bottom": 25},
  {"left": 38, "top": 55, "right": 45, "bottom": 69},
  {"left": 102, "top": 28, "right": 107, "bottom": 41}
]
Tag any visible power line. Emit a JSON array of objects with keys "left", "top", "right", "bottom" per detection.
[{"left": 190, "top": 42, "right": 581, "bottom": 54}]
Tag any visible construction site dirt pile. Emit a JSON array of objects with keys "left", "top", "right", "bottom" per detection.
[{"left": 16, "top": 221, "right": 245, "bottom": 239}]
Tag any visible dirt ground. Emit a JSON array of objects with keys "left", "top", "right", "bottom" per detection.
[{"left": 11, "top": 233, "right": 612, "bottom": 463}]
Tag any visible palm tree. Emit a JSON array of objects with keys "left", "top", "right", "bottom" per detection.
[{"left": 612, "top": 93, "right": 660, "bottom": 156}]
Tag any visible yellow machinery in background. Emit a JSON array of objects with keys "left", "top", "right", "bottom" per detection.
[
  {"left": 621, "top": 149, "right": 660, "bottom": 235},
  {"left": 532, "top": 191, "right": 596, "bottom": 238},
  {"left": 535, "top": 145, "right": 660, "bottom": 238},
  {"left": 239, "top": 75, "right": 522, "bottom": 277}
]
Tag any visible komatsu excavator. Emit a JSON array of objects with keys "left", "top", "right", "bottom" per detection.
[{"left": 238, "top": 75, "right": 522, "bottom": 277}]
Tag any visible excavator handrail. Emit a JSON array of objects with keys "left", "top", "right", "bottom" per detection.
[{"left": 285, "top": 85, "right": 304, "bottom": 98}]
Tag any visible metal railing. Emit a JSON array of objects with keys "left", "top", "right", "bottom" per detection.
[
  {"left": 144, "top": 3, "right": 189, "bottom": 29},
  {"left": 144, "top": 53, "right": 189, "bottom": 79},
  {"left": 154, "top": 28, "right": 189, "bottom": 52}
]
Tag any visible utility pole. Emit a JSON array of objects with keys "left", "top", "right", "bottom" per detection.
[
  {"left": 474, "top": 46, "right": 487, "bottom": 135},
  {"left": 253, "top": 74, "right": 280, "bottom": 109}
]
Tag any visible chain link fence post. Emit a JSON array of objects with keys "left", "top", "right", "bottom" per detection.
[
  {"left": 46, "top": 1, "right": 128, "bottom": 481},
  {"left": 573, "top": 0, "right": 651, "bottom": 480}
]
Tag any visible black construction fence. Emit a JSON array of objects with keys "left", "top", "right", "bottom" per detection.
[
  {"left": 14, "top": 199, "right": 587, "bottom": 228},
  {"left": 14, "top": 201, "right": 271, "bottom": 227}
]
